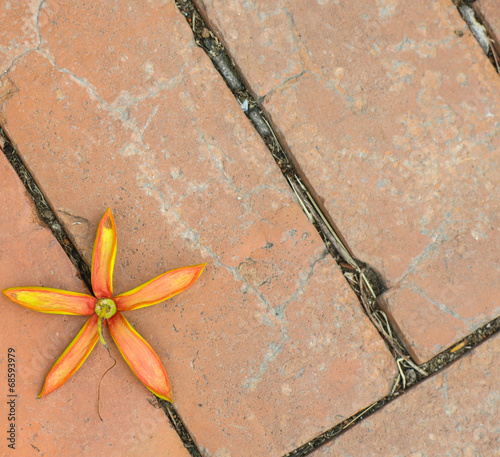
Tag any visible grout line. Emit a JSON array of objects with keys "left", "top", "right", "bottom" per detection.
[
  {"left": 283, "top": 314, "right": 500, "bottom": 456},
  {"left": 0, "top": 127, "right": 204, "bottom": 457},
  {"left": 175, "top": 0, "right": 421, "bottom": 385}
]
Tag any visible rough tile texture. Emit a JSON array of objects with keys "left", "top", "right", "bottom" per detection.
[
  {"left": 0, "top": 150, "right": 190, "bottom": 457},
  {"left": 475, "top": 0, "right": 500, "bottom": 46},
  {"left": 312, "top": 332, "right": 500, "bottom": 457},
  {"left": 0, "top": 1, "right": 396, "bottom": 455},
  {"left": 196, "top": 0, "right": 500, "bottom": 363}
]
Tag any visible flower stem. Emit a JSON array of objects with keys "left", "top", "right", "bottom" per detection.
[{"left": 97, "top": 317, "right": 109, "bottom": 350}]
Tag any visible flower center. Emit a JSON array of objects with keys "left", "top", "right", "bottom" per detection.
[
  {"left": 95, "top": 298, "right": 116, "bottom": 349},
  {"left": 95, "top": 298, "right": 116, "bottom": 319}
]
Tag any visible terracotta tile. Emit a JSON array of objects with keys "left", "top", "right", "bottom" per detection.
[
  {"left": 0, "top": 1, "right": 396, "bottom": 454},
  {"left": 0, "top": 151, "right": 190, "bottom": 457},
  {"left": 312, "top": 332, "right": 500, "bottom": 456},
  {"left": 475, "top": 0, "right": 500, "bottom": 47},
  {"left": 196, "top": 0, "right": 500, "bottom": 362}
]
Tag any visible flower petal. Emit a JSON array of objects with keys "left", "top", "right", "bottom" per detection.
[
  {"left": 91, "top": 208, "right": 117, "bottom": 298},
  {"left": 108, "top": 313, "right": 172, "bottom": 402},
  {"left": 38, "top": 315, "right": 99, "bottom": 397},
  {"left": 2, "top": 287, "right": 96, "bottom": 315},
  {"left": 115, "top": 263, "right": 206, "bottom": 312}
]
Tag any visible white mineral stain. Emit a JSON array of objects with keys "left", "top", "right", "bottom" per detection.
[
  {"left": 281, "top": 383, "right": 292, "bottom": 396},
  {"left": 120, "top": 142, "right": 139, "bottom": 156},
  {"left": 144, "top": 61, "right": 154, "bottom": 78}
]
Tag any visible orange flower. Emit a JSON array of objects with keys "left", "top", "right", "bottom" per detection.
[{"left": 3, "top": 209, "right": 205, "bottom": 401}]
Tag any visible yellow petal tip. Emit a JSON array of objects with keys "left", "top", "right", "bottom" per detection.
[{"left": 155, "top": 392, "right": 173, "bottom": 403}]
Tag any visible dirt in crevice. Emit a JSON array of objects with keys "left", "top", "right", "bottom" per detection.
[
  {"left": 176, "top": 0, "right": 420, "bottom": 388},
  {"left": 284, "top": 315, "right": 500, "bottom": 456},
  {"left": 454, "top": 0, "right": 500, "bottom": 74}
]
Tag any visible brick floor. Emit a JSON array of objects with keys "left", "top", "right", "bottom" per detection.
[
  {"left": 312, "top": 332, "right": 500, "bottom": 457},
  {"left": 196, "top": 0, "right": 500, "bottom": 363},
  {"left": 0, "top": 150, "right": 190, "bottom": 457},
  {"left": 0, "top": 1, "right": 396, "bottom": 456},
  {"left": 2, "top": 1, "right": 500, "bottom": 456}
]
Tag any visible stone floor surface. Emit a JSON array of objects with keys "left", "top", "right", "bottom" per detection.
[{"left": 0, "top": 1, "right": 499, "bottom": 457}]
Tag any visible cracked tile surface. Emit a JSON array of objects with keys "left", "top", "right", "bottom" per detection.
[
  {"left": 196, "top": 0, "right": 500, "bottom": 362},
  {"left": 0, "top": 150, "right": 190, "bottom": 457},
  {"left": 312, "top": 332, "right": 500, "bottom": 457},
  {"left": 0, "top": 1, "right": 396, "bottom": 455}
]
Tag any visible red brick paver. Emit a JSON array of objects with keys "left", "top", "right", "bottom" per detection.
[
  {"left": 0, "top": 1, "right": 396, "bottom": 455},
  {"left": 312, "top": 332, "right": 500, "bottom": 457},
  {"left": 0, "top": 150, "right": 190, "bottom": 457},
  {"left": 196, "top": 0, "right": 500, "bottom": 363}
]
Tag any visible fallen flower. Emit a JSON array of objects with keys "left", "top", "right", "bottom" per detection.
[{"left": 3, "top": 208, "right": 205, "bottom": 402}]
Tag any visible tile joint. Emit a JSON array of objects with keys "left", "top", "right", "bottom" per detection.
[
  {"left": 174, "top": 1, "right": 500, "bottom": 454},
  {"left": 283, "top": 315, "right": 500, "bottom": 456},
  {"left": 0, "top": 127, "right": 92, "bottom": 290},
  {"left": 0, "top": 128, "right": 204, "bottom": 457},
  {"left": 175, "top": 0, "right": 423, "bottom": 387},
  {"left": 455, "top": 0, "right": 500, "bottom": 73}
]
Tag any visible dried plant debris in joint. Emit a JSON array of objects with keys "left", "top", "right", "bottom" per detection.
[
  {"left": 454, "top": 0, "right": 500, "bottom": 73},
  {"left": 157, "top": 398, "right": 203, "bottom": 457},
  {"left": 284, "top": 315, "right": 500, "bottom": 457},
  {"left": 0, "top": 128, "right": 92, "bottom": 290},
  {"left": 175, "top": 0, "right": 421, "bottom": 384},
  {"left": 0, "top": 127, "right": 204, "bottom": 457}
]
